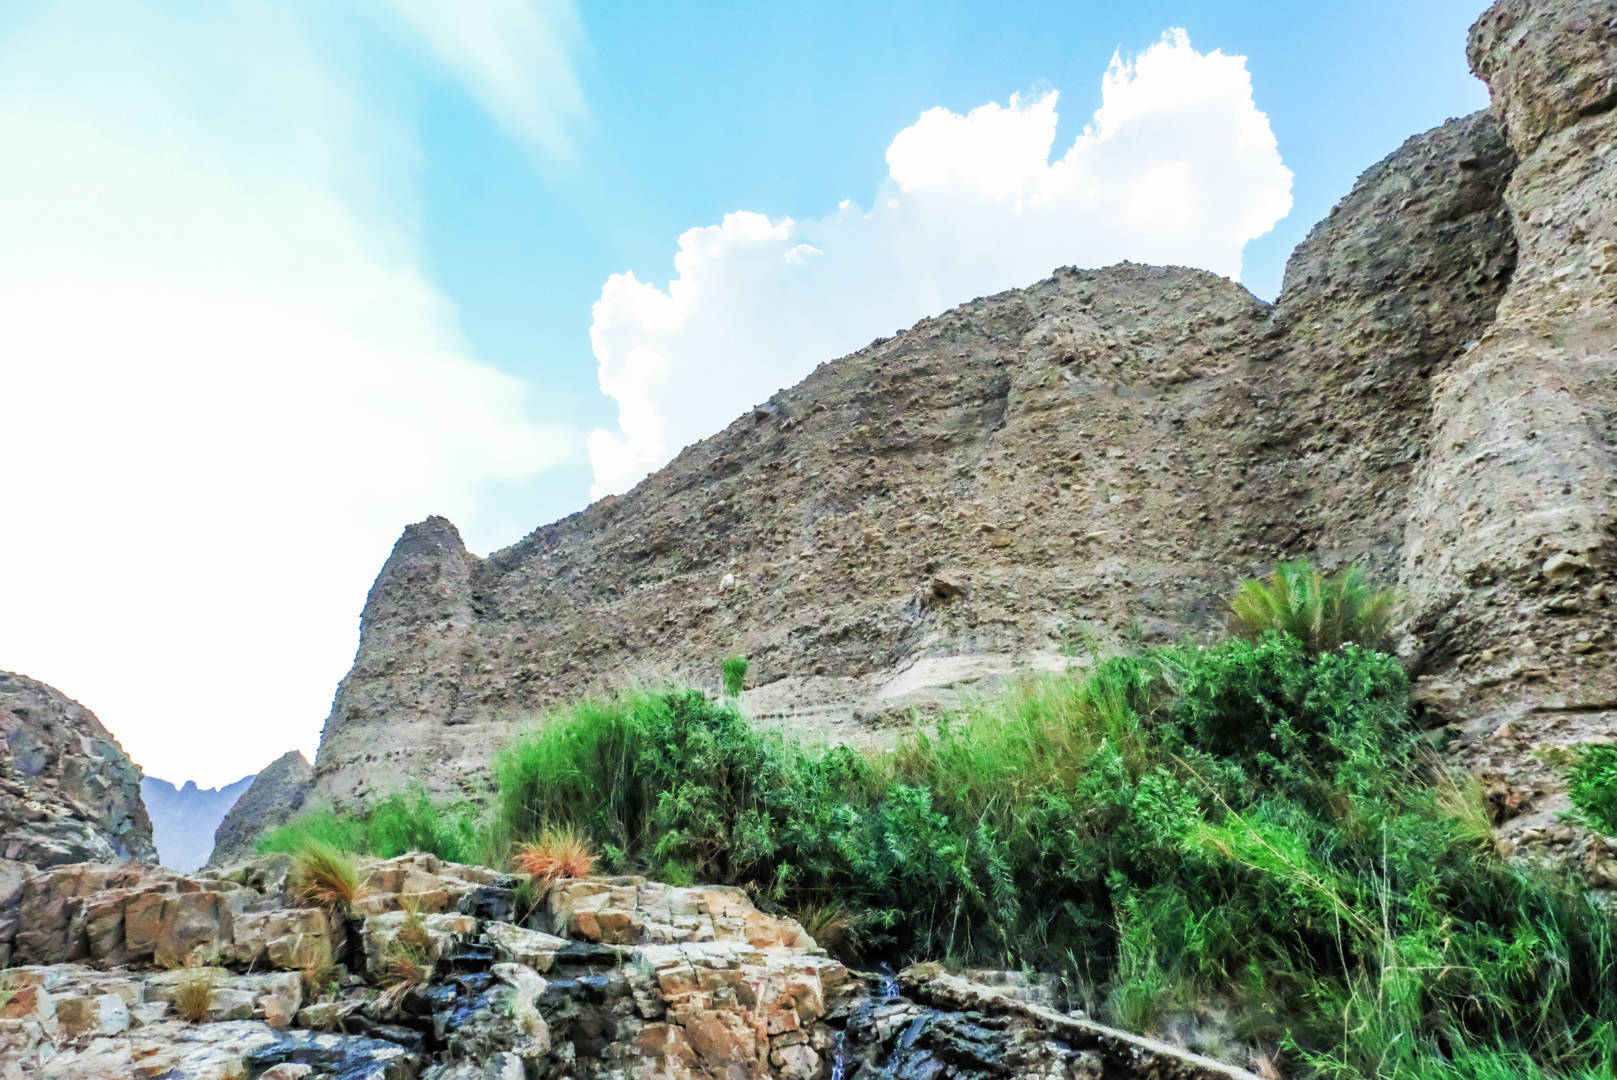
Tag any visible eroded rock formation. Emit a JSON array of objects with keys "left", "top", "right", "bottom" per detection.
[
  {"left": 208, "top": 751, "right": 315, "bottom": 868},
  {"left": 300, "top": 0, "right": 1610, "bottom": 828},
  {"left": 0, "top": 672, "right": 155, "bottom": 868}
]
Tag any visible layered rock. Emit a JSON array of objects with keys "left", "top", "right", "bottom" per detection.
[
  {"left": 311, "top": 101, "right": 1523, "bottom": 810},
  {"left": 208, "top": 750, "right": 315, "bottom": 867},
  {"left": 0, "top": 672, "right": 156, "bottom": 867},
  {"left": 0, "top": 853, "right": 1256, "bottom": 1080},
  {"left": 0, "top": 854, "right": 855, "bottom": 1080}
]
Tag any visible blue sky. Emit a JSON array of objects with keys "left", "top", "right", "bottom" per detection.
[{"left": 0, "top": 0, "right": 1491, "bottom": 784}]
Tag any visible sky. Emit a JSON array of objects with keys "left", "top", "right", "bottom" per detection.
[{"left": 0, "top": 0, "right": 1492, "bottom": 787}]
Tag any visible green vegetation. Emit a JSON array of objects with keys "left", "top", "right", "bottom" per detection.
[
  {"left": 261, "top": 564, "right": 1617, "bottom": 1078},
  {"left": 259, "top": 786, "right": 478, "bottom": 865},
  {"left": 1229, "top": 559, "right": 1396, "bottom": 655},
  {"left": 1567, "top": 743, "right": 1617, "bottom": 835},
  {"left": 721, "top": 654, "right": 749, "bottom": 697}
]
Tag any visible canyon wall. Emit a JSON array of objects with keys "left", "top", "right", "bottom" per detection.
[{"left": 311, "top": 0, "right": 1612, "bottom": 820}]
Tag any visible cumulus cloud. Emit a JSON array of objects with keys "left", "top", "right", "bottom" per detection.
[
  {"left": 588, "top": 30, "right": 1292, "bottom": 497},
  {"left": 0, "top": 2, "right": 577, "bottom": 784}
]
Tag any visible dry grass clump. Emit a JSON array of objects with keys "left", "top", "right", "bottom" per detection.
[
  {"left": 295, "top": 939, "right": 338, "bottom": 1000},
  {"left": 794, "top": 901, "right": 862, "bottom": 960},
  {"left": 374, "top": 905, "right": 435, "bottom": 1013},
  {"left": 173, "top": 963, "right": 216, "bottom": 1023},
  {"left": 289, "top": 840, "right": 361, "bottom": 915},
  {"left": 512, "top": 825, "right": 596, "bottom": 884}
]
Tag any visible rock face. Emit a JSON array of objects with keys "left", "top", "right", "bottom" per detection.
[
  {"left": 0, "top": 672, "right": 156, "bottom": 867},
  {"left": 0, "top": 854, "right": 1253, "bottom": 1080},
  {"left": 309, "top": 0, "right": 1610, "bottom": 815},
  {"left": 1403, "top": 0, "right": 1617, "bottom": 820},
  {"left": 208, "top": 751, "right": 315, "bottom": 868},
  {"left": 142, "top": 773, "right": 256, "bottom": 872},
  {"left": 0, "top": 854, "right": 846, "bottom": 1079}
]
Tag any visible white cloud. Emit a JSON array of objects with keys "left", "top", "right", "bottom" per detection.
[
  {"left": 587, "top": 29, "right": 1292, "bottom": 497},
  {"left": 0, "top": 2, "right": 578, "bottom": 785},
  {"left": 381, "top": 0, "right": 588, "bottom": 159}
]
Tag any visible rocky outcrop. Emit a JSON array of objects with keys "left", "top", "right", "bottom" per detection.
[
  {"left": 208, "top": 751, "right": 315, "bottom": 867},
  {"left": 0, "top": 672, "right": 156, "bottom": 868},
  {"left": 1403, "top": 0, "right": 1617, "bottom": 828},
  {"left": 143, "top": 772, "right": 256, "bottom": 872},
  {"left": 0, "top": 854, "right": 850, "bottom": 1079},
  {"left": 311, "top": 101, "right": 1523, "bottom": 810},
  {"left": 0, "top": 853, "right": 1255, "bottom": 1080}
]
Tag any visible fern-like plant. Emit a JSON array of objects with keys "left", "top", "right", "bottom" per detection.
[
  {"left": 1229, "top": 559, "right": 1395, "bottom": 655},
  {"left": 721, "top": 655, "right": 749, "bottom": 697}
]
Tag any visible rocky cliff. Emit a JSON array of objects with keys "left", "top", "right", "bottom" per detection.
[
  {"left": 208, "top": 751, "right": 315, "bottom": 867},
  {"left": 142, "top": 774, "right": 256, "bottom": 873},
  {"left": 0, "top": 672, "right": 156, "bottom": 868},
  {"left": 312, "top": 0, "right": 1612, "bottom": 819}
]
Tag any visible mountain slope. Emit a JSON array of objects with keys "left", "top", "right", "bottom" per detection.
[
  {"left": 311, "top": 101, "right": 1522, "bottom": 810},
  {"left": 0, "top": 671, "right": 156, "bottom": 866}
]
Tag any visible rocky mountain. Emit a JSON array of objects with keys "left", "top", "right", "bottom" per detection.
[
  {"left": 0, "top": 671, "right": 156, "bottom": 867},
  {"left": 141, "top": 774, "right": 256, "bottom": 873},
  {"left": 312, "top": 0, "right": 1617, "bottom": 819},
  {"left": 207, "top": 751, "right": 314, "bottom": 867}
]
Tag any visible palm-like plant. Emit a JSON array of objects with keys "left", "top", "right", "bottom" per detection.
[{"left": 1229, "top": 560, "right": 1396, "bottom": 655}]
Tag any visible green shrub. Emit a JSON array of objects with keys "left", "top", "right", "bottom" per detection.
[
  {"left": 1568, "top": 743, "right": 1617, "bottom": 835},
  {"left": 1229, "top": 559, "right": 1396, "bottom": 655},
  {"left": 257, "top": 561, "right": 1617, "bottom": 1076},
  {"left": 721, "top": 655, "right": 749, "bottom": 697},
  {"left": 258, "top": 786, "right": 477, "bottom": 864}
]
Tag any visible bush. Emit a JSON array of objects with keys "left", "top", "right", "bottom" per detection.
[
  {"left": 258, "top": 786, "right": 478, "bottom": 864},
  {"left": 1229, "top": 559, "right": 1396, "bottom": 655},
  {"left": 259, "top": 563, "right": 1617, "bottom": 1076},
  {"left": 1568, "top": 743, "right": 1617, "bottom": 835}
]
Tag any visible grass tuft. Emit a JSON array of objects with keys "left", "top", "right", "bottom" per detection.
[
  {"left": 512, "top": 825, "right": 596, "bottom": 884},
  {"left": 289, "top": 840, "right": 360, "bottom": 915},
  {"left": 173, "top": 965, "right": 215, "bottom": 1023},
  {"left": 721, "top": 655, "right": 749, "bottom": 697}
]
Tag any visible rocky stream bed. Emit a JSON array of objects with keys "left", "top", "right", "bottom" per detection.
[{"left": 0, "top": 853, "right": 1256, "bottom": 1079}]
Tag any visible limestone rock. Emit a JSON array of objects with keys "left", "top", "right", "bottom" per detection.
[
  {"left": 0, "top": 671, "right": 156, "bottom": 867},
  {"left": 207, "top": 750, "right": 315, "bottom": 868}
]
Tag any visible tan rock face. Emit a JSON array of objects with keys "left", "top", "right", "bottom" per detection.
[
  {"left": 206, "top": 750, "right": 314, "bottom": 867},
  {"left": 0, "top": 671, "right": 156, "bottom": 867},
  {"left": 1403, "top": 0, "right": 1617, "bottom": 826},
  {"left": 310, "top": 99, "right": 1524, "bottom": 811},
  {"left": 0, "top": 854, "right": 860, "bottom": 1080}
]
